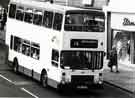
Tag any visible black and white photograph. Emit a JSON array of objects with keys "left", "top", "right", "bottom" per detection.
[{"left": 0, "top": 0, "right": 134, "bottom": 98}]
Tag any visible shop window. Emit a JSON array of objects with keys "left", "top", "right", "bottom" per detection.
[
  {"left": 33, "top": 10, "right": 43, "bottom": 26},
  {"left": 16, "top": 6, "right": 24, "bottom": 21},
  {"left": 31, "top": 42, "right": 40, "bottom": 60},
  {"left": 13, "top": 36, "right": 22, "bottom": 53},
  {"left": 24, "top": 8, "right": 33, "bottom": 23},
  {"left": 53, "top": 13, "right": 63, "bottom": 31},
  {"left": 112, "top": 31, "right": 131, "bottom": 63},
  {"left": 22, "top": 39, "right": 30, "bottom": 56},
  {"left": 9, "top": 4, "right": 16, "bottom": 18},
  {"left": 51, "top": 49, "right": 59, "bottom": 67},
  {"left": 43, "top": 10, "right": 53, "bottom": 28}
]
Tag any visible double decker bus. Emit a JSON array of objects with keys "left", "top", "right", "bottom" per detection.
[{"left": 6, "top": 0, "right": 106, "bottom": 90}]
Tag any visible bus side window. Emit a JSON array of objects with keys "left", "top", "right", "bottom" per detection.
[
  {"left": 22, "top": 40, "right": 30, "bottom": 56},
  {"left": 51, "top": 49, "right": 59, "bottom": 67},
  {"left": 16, "top": 6, "right": 24, "bottom": 21},
  {"left": 24, "top": 8, "right": 33, "bottom": 23},
  {"left": 53, "top": 13, "right": 63, "bottom": 31},
  {"left": 13, "top": 36, "right": 22, "bottom": 53},
  {"left": 9, "top": 4, "right": 16, "bottom": 18},
  {"left": 43, "top": 10, "right": 53, "bottom": 28},
  {"left": 10, "top": 35, "right": 13, "bottom": 49},
  {"left": 31, "top": 42, "right": 40, "bottom": 60},
  {"left": 33, "top": 10, "right": 43, "bottom": 26}
]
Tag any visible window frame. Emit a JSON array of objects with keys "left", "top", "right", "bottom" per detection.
[
  {"left": 43, "top": 10, "right": 54, "bottom": 28},
  {"left": 51, "top": 49, "right": 59, "bottom": 67},
  {"left": 24, "top": 7, "right": 34, "bottom": 24},
  {"left": 16, "top": 6, "right": 25, "bottom": 21},
  {"left": 53, "top": 12, "right": 63, "bottom": 31},
  {"left": 22, "top": 39, "right": 31, "bottom": 56},
  {"left": 11, "top": 35, "right": 40, "bottom": 60},
  {"left": 10, "top": 35, "right": 14, "bottom": 50},
  {"left": 13, "top": 36, "right": 22, "bottom": 53},
  {"left": 8, "top": 3, "right": 16, "bottom": 19},
  {"left": 33, "top": 9, "right": 43, "bottom": 26},
  {"left": 30, "top": 42, "right": 40, "bottom": 60}
]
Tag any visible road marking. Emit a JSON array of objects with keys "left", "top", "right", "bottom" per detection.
[
  {"left": 13, "top": 81, "right": 33, "bottom": 85},
  {"left": 0, "top": 74, "right": 14, "bottom": 84},
  {"left": 0, "top": 74, "right": 33, "bottom": 86},
  {"left": 21, "top": 88, "right": 39, "bottom": 98},
  {"left": 0, "top": 74, "right": 39, "bottom": 98}
]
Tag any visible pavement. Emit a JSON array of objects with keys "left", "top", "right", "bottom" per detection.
[
  {"left": 0, "top": 29, "right": 5, "bottom": 43},
  {"left": 103, "top": 59, "right": 135, "bottom": 94}
]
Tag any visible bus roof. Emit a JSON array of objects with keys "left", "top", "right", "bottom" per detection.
[{"left": 10, "top": 0, "right": 103, "bottom": 13}]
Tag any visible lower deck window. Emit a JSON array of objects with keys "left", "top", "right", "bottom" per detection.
[{"left": 10, "top": 35, "right": 40, "bottom": 60}]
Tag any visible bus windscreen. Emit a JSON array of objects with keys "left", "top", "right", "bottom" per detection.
[
  {"left": 64, "top": 10, "right": 105, "bottom": 32},
  {"left": 60, "top": 51, "right": 103, "bottom": 70}
]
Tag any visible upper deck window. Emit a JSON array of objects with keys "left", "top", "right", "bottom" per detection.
[
  {"left": 9, "top": 4, "right": 16, "bottom": 18},
  {"left": 33, "top": 10, "right": 43, "bottom": 26},
  {"left": 16, "top": 6, "right": 24, "bottom": 21},
  {"left": 53, "top": 13, "right": 63, "bottom": 31},
  {"left": 24, "top": 8, "right": 33, "bottom": 23},
  {"left": 43, "top": 11, "right": 54, "bottom": 28},
  {"left": 64, "top": 10, "right": 105, "bottom": 32}
]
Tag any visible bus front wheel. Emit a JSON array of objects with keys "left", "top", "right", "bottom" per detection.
[{"left": 41, "top": 70, "right": 48, "bottom": 88}]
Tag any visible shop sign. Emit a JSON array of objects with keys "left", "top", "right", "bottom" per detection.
[
  {"left": 111, "top": 13, "right": 135, "bottom": 31},
  {"left": 123, "top": 18, "right": 135, "bottom": 26}
]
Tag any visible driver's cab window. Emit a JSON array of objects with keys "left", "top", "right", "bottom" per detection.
[{"left": 51, "top": 49, "right": 59, "bottom": 67}]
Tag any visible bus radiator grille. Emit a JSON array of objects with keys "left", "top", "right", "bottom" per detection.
[
  {"left": 71, "top": 75, "right": 94, "bottom": 85},
  {"left": 88, "top": 51, "right": 104, "bottom": 70}
]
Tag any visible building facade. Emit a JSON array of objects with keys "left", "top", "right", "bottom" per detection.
[
  {"left": 53, "top": 0, "right": 108, "bottom": 9},
  {"left": 104, "top": 0, "right": 135, "bottom": 66}
]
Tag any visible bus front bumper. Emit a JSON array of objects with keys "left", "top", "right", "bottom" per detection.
[{"left": 59, "top": 77, "right": 103, "bottom": 89}]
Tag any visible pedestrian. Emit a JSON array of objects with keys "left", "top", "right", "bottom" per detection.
[
  {"left": 2, "top": 9, "right": 7, "bottom": 30},
  {"left": 108, "top": 47, "right": 119, "bottom": 73},
  {"left": 0, "top": 9, "right": 7, "bottom": 30}
]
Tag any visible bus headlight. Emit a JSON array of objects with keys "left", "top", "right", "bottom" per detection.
[
  {"left": 61, "top": 72, "right": 70, "bottom": 84},
  {"left": 94, "top": 73, "right": 103, "bottom": 84},
  {"left": 99, "top": 73, "right": 103, "bottom": 83},
  {"left": 94, "top": 75, "right": 99, "bottom": 84}
]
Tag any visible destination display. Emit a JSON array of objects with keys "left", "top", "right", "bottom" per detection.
[{"left": 71, "top": 39, "right": 98, "bottom": 48}]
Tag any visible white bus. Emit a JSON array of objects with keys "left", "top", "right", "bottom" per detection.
[{"left": 6, "top": 0, "right": 106, "bottom": 90}]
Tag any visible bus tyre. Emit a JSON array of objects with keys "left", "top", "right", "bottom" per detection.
[
  {"left": 13, "top": 59, "right": 19, "bottom": 73},
  {"left": 41, "top": 70, "right": 48, "bottom": 88}
]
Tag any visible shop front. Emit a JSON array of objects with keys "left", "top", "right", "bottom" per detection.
[
  {"left": 106, "top": 12, "right": 135, "bottom": 66},
  {"left": 103, "top": 0, "right": 135, "bottom": 67}
]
